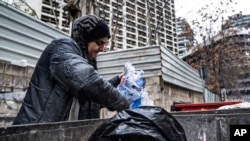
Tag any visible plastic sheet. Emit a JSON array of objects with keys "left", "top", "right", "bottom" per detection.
[{"left": 89, "top": 106, "right": 187, "bottom": 141}]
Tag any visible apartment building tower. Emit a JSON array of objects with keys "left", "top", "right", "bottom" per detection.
[
  {"left": 222, "top": 13, "right": 250, "bottom": 98},
  {"left": 176, "top": 18, "right": 194, "bottom": 58},
  {"left": 6, "top": 0, "right": 177, "bottom": 55},
  {"left": 95, "top": 0, "right": 177, "bottom": 54}
]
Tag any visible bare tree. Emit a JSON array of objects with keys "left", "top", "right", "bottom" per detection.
[
  {"left": 20, "top": 0, "right": 39, "bottom": 19},
  {"left": 6, "top": 0, "right": 39, "bottom": 19},
  {"left": 183, "top": 0, "right": 250, "bottom": 97},
  {"left": 63, "top": 0, "right": 81, "bottom": 23}
]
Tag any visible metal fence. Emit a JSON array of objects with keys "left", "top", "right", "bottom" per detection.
[
  {"left": 0, "top": 2, "right": 68, "bottom": 67},
  {"left": 98, "top": 46, "right": 203, "bottom": 93}
]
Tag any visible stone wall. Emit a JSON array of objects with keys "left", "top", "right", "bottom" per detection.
[
  {"left": 0, "top": 92, "right": 25, "bottom": 126},
  {"left": 0, "top": 60, "right": 34, "bottom": 92},
  {"left": 144, "top": 76, "right": 203, "bottom": 111},
  {"left": 0, "top": 60, "right": 32, "bottom": 126}
]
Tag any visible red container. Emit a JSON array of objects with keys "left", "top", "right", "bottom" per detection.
[{"left": 174, "top": 101, "right": 242, "bottom": 111}]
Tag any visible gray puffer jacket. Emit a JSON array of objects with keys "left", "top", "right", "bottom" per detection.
[{"left": 13, "top": 37, "right": 129, "bottom": 124}]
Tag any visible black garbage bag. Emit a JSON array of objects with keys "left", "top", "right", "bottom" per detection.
[{"left": 88, "top": 106, "right": 187, "bottom": 141}]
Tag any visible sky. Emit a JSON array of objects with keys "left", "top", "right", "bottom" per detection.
[
  {"left": 175, "top": 0, "right": 250, "bottom": 43},
  {"left": 175, "top": 0, "right": 250, "bottom": 20}
]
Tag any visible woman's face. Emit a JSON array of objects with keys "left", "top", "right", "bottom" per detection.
[{"left": 87, "top": 37, "right": 109, "bottom": 60}]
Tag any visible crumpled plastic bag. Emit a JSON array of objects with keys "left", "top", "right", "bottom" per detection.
[
  {"left": 88, "top": 106, "right": 187, "bottom": 141},
  {"left": 141, "top": 89, "right": 154, "bottom": 106},
  {"left": 117, "top": 62, "right": 145, "bottom": 109}
]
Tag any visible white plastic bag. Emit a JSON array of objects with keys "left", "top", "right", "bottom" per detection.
[{"left": 117, "top": 62, "right": 144, "bottom": 109}]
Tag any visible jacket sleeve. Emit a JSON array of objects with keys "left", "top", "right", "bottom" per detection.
[
  {"left": 108, "top": 76, "right": 121, "bottom": 87},
  {"left": 50, "top": 39, "right": 129, "bottom": 111}
]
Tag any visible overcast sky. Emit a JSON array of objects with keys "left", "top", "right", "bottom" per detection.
[
  {"left": 175, "top": 0, "right": 250, "bottom": 19},
  {"left": 175, "top": 0, "right": 250, "bottom": 43}
]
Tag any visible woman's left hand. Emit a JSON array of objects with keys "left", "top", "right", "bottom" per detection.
[{"left": 118, "top": 72, "right": 125, "bottom": 80}]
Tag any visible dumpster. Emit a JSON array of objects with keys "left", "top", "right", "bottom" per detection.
[{"left": 1, "top": 108, "right": 250, "bottom": 141}]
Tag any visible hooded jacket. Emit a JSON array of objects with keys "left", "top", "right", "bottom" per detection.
[{"left": 13, "top": 15, "right": 129, "bottom": 124}]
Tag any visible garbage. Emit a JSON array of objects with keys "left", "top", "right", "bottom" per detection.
[
  {"left": 88, "top": 106, "right": 187, "bottom": 141},
  {"left": 117, "top": 62, "right": 153, "bottom": 109},
  {"left": 217, "top": 102, "right": 250, "bottom": 110},
  {"left": 141, "top": 89, "right": 154, "bottom": 106}
]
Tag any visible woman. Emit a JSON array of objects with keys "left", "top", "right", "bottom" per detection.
[{"left": 13, "top": 15, "right": 129, "bottom": 125}]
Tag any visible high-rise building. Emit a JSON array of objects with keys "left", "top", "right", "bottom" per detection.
[
  {"left": 6, "top": 0, "right": 177, "bottom": 55},
  {"left": 222, "top": 13, "right": 250, "bottom": 30},
  {"left": 94, "top": 0, "right": 177, "bottom": 54},
  {"left": 176, "top": 18, "right": 194, "bottom": 58},
  {"left": 40, "top": 0, "right": 70, "bottom": 33},
  {"left": 221, "top": 13, "right": 250, "bottom": 99}
]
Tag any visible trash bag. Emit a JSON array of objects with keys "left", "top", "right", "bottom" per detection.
[{"left": 88, "top": 106, "right": 187, "bottom": 141}]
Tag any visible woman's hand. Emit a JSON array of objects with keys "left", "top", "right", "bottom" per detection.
[{"left": 118, "top": 72, "right": 125, "bottom": 80}]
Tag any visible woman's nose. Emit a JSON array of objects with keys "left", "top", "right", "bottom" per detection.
[{"left": 99, "top": 45, "right": 105, "bottom": 51}]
